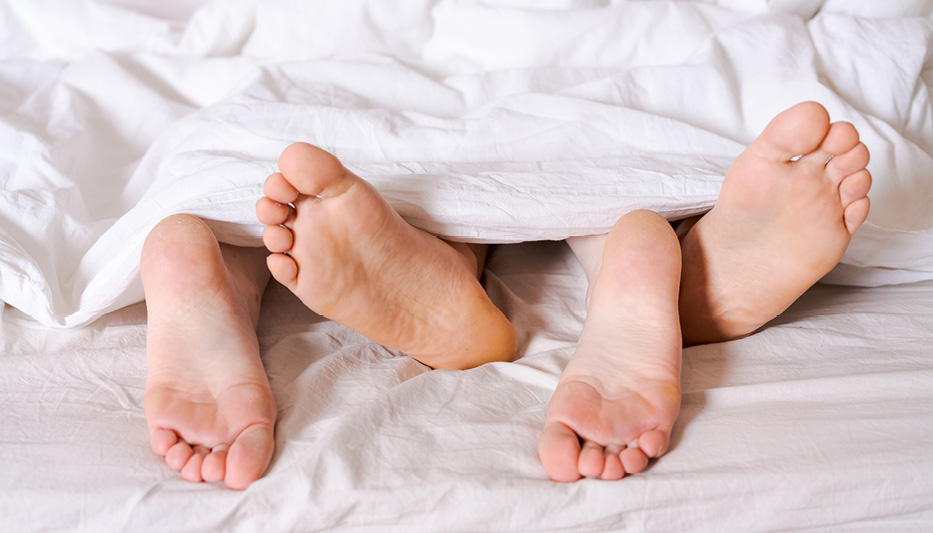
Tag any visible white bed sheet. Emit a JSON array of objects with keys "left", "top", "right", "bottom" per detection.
[
  {"left": 2, "top": 1, "right": 933, "bottom": 531},
  {"left": 2, "top": 241, "right": 932, "bottom": 531}
]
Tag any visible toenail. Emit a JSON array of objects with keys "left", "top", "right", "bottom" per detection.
[
  {"left": 790, "top": 154, "right": 803, "bottom": 162},
  {"left": 824, "top": 155, "right": 834, "bottom": 166}
]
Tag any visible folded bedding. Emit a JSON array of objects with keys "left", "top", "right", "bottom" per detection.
[{"left": 0, "top": 1, "right": 932, "bottom": 331}]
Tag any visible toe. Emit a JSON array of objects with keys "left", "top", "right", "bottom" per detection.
[
  {"left": 181, "top": 449, "right": 206, "bottom": 482},
  {"left": 165, "top": 441, "right": 194, "bottom": 471},
  {"left": 844, "top": 197, "right": 871, "bottom": 235},
  {"left": 578, "top": 440, "right": 606, "bottom": 478},
  {"left": 538, "top": 422, "right": 583, "bottom": 482},
  {"left": 797, "top": 122, "right": 863, "bottom": 173},
  {"left": 150, "top": 428, "right": 178, "bottom": 456},
  {"left": 263, "top": 172, "right": 299, "bottom": 204},
  {"left": 263, "top": 224, "right": 294, "bottom": 253},
  {"left": 754, "top": 101, "right": 830, "bottom": 162},
  {"left": 600, "top": 445, "right": 626, "bottom": 480},
  {"left": 638, "top": 428, "right": 671, "bottom": 459},
  {"left": 827, "top": 143, "right": 870, "bottom": 185},
  {"left": 839, "top": 169, "right": 872, "bottom": 207},
  {"left": 225, "top": 424, "right": 275, "bottom": 490},
  {"left": 820, "top": 121, "right": 860, "bottom": 155},
  {"left": 201, "top": 445, "right": 228, "bottom": 484},
  {"left": 267, "top": 254, "right": 299, "bottom": 291},
  {"left": 256, "top": 197, "right": 294, "bottom": 226},
  {"left": 620, "top": 447, "right": 650, "bottom": 474},
  {"left": 278, "top": 142, "right": 355, "bottom": 198}
]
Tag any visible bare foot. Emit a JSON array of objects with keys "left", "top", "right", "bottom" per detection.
[
  {"left": 539, "top": 210, "right": 682, "bottom": 482},
  {"left": 256, "top": 143, "right": 516, "bottom": 370},
  {"left": 679, "top": 102, "right": 872, "bottom": 344},
  {"left": 142, "top": 215, "right": 276, "bottom": 490}
]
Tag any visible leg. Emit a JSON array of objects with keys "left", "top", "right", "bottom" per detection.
[
  {"left": 539, "top": 210, "right": 682, "bottom": 482},
  {"left": 142, "top": 214, "right": 276, "bottom": 490},
  {"left": 256, "top": 143, "right": 515, "bottom": 370},
  {"left": 679, "top": 102, "right": 872, "bottom": 344}
]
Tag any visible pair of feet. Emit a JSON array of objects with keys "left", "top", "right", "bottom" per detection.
[{"left": 142, "top": 102, "right": 871, "bottom": 488}]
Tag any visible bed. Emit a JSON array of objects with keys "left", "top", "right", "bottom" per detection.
[{"left": 2, "top": 0, "right": 932, "bottom": 530}]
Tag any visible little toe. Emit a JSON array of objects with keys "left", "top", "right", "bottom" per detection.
[
  {"left": 839, "top": 169, "right": 872, "bottom": 207},
  {"left": 620, "top": 447, "right": 650, "bottom": 474},
  {"left": 844, "top": 197, "right": 871, "bottom": 235},
  {"left": 263, "top": 172, "right": 299, "bottom": 204},
  {"left": 256, "top": 197, "right": 294, "bottom": 226},
  {"left": 150, "top": 428, "right": 178, "bottom": 456},
  {"left": 578, "top": 440, "right": 607, "bottom": 478},
  {"left": 600, "top": 445, "right": 626, "bottom": 480},
  {"left": 827, "top": 143, "right": 870, "bottom": 184},
  {"left": 638, "top": 429, "right": 671, "bottom": 459},
  {"left": 165, "top": 440, "right": 194, "bottom": 471},
  {"left": 263, "top": 224, "right": 294, "bottom": 253},
  {"left": 278, "top": 143, "right": 354, "bottom": 198},
  {"left": 267, "top": 253, "right": 299, "bottom": 291},
  {"left": 538, "top": 422, "right": 583, "bottom": 482},
  {"left": 224, "top": 424, "right": 275, "bottom": 491}
]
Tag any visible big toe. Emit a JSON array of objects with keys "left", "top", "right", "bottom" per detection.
[
  {"left": 538, "top": 422, "right": 583, "bottom": 482},
  {"left": 224, "top": 424, "right": 275, "bottom": 490},
  {"left": 278, "top": 142, "right": 354, "bottom": 198},
  {"left": 753, "top": 101, "right": 831, "bottom": 162}
]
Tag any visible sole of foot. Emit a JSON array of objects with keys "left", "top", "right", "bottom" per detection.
[
  {"left": 142, "top": 214, "right": 276, "bottom": 490},
  {"left": 539, "top": 210, "right": 683, "bottom": 482},
  {"left": 679, "top": 101, "right": 871, "bottom": 344},
  {"left": 256, "top": 143, "right": 516, "bottom": 370}
]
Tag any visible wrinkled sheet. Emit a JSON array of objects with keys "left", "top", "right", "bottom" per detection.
[
  {"left": 2, "top": 1, "right": 933, "bottom": 531},
  {"left": 1, "top": 241, "right": 932, "bottom": 531},
  {"left": 1, "top": 0, "right": 933, "bottom": 328}
]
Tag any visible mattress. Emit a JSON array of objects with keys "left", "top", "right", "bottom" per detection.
[{"left": 1, "top": 0, "right": 932, "bottom": 530}]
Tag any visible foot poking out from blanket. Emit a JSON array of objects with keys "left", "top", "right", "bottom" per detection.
[
  {"left": 679, "top": 101, "right": 872, "bottom": 344},
  {"left": 538, "top": 102, "right": 871, "bottom": 482},
  {"left": 142, "top": 215, "right": 277, "bottom": 490},
  {"left": 256, "top": 143, "right": 516, "bottom": 369},
  {"left": 539, "top": 211, "right": 683, "bottom": 482}
]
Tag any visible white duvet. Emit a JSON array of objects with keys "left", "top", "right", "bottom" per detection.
[{"left": 1, "top": 0, "right": 933, "bottom": 329}]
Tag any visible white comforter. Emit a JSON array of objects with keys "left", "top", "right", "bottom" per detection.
[{"left": 2, "top": 0, "right": 933, "bottom": 329}]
